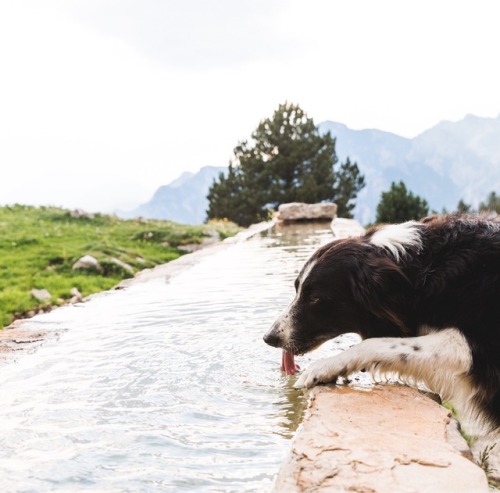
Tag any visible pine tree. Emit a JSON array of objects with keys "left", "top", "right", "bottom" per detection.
[
  {"left": 479, "top": 191, "right": 500, "bottom": 214},
  {"left": 333, "top": 157, "right": 366, "bottom": 218},
  {"left": 375, "top": 181, "right": 429, "bottom": 224},
  {"left": 207, "top": 102, "right": 365, "bottom": 226},
  {"left": 456, "top": 199, "right": 472, "bottom": 213}
]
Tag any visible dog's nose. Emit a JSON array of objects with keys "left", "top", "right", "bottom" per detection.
[{"left": 263, "top": 330, "right": 282, "bottom": 348}]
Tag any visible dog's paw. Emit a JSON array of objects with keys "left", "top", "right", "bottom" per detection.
[{"left": 294, "top": 356, "right": 348, "bottom": 389}]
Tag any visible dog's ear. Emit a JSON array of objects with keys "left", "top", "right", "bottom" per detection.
[{"left": 350, "top": 255, "right": 412, "bottom": 334}]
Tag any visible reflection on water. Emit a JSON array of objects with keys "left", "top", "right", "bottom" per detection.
[{"left": 0, "top": 222, "right": 354, "bottom": 492}]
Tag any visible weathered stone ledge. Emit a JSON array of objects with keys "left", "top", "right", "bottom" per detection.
[
  {"left": 0, "top": 322, "right": 52, "bottom": 364},
  {"left": 272, "top": 385, "right": 490, "bottom": 492}
]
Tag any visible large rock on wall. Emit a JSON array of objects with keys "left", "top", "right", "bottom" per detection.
[
  {"left": 277, "top": 202, "right": 337, "bottom": 222},
  {"left": 272, "top": 385, "right": 489, "bottom": 492}
]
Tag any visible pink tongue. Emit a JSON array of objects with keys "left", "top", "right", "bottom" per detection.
[{"left": 281, "top": 350, "right": 299, "bottom": 375}]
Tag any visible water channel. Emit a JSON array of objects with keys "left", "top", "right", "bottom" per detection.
[{"left": 0, "top": 222, "right": 357, "bottom": 492}]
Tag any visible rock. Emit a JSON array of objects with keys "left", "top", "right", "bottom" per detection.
[
  {"left": 70, "top": 209, "right": 94, "bottom": 219},
  {"left": 272, "top": 385, "right": 489, "bottom": 492},
  {"left": 70, "top": 287, "right": 82, "bottom": 298},
  {"left": 331, "top": 217, "right": 366, "bottom": 238},
  {"left": 69, "top": 287, "right": 83, "bottom": 303},
  {"left": 277, "top": 202, "right": 337, "bottom": 222},
  {"left": 72, "top": 255, "right": 101, "bottom": 271},
  {"left": 0, "top": 325, "right": 54, "bottom": 364},
  {"left": 110, "top": 257, "right": 134, "bottom": 275},
  {"left": 30, "top": 288, "right": 51, "bottom": 302}
]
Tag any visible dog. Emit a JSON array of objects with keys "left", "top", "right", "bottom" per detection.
[{"left": 264, "top": 213, "right": 499, "bottom": 480}]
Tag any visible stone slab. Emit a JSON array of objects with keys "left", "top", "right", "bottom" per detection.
[
  {"left": 278, "top": 202, "right": 338, "bottom": 222},
  {"left": 0, "top": 321, "right": 53, "bottom": 364},
  {"left": 272, "top": 385, "right": 489, "bottom": 492}
]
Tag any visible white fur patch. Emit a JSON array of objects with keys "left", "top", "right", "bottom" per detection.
[
  {"left": 297, "top": 259, "right": 316, "bottom": 295},
  {"left": 369, "top": 221, "right": 423, "bottom": 261}
]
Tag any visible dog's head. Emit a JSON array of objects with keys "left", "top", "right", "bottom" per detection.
[{"left": 263, "top": 238, "right": 412, "bottom": 355}]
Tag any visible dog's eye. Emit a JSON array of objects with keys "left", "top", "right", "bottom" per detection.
[{"left": 309, "top": 296, "right": 320, "bottom": 305}]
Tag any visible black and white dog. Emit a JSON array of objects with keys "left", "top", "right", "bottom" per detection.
[{"left": 264, "top": 214, "right": 499, "bottom": 476}]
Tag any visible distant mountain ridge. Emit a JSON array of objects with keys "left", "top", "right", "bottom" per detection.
[
  {"left": 317, "top": 122, "right": 455, "bottom": 224},
  {"left": 118, "top": 114, "right": 500, "bottom": 225},
  {"left": 320, "top": 113, "right": 500, "bottom": 224},
  {"left": 118, "top": 166, "right": 226, "bottom": 224}
]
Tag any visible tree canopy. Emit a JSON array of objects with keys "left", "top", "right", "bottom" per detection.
[
  {"left": 479, "top": 191, "right": 500, "bottom": 214},
  {"left": 206, "top": 102, "right": 365, "bottom": 226},
  {"left": 456, "top": 199, "right": 472, "bottom": 214},
  {"left": 375, "top": 181, "right": 429, "bottom": 224},
  {"left": 453, "top": 191, "right": 500, "bottom": 215}
]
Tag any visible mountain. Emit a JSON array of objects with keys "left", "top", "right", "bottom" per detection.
[
  {"left": 118, "top": 114, "right": 500, "bottom": 226},
  {"left": 118, "top": 166, "right": 226, "bottom": 224},
  {"left": 318, "top": 122, "right": 460, "bottom": 224},
  {"left": 407, "top": 114, "right": 500, "bottom": 208},
  {"left": 320, "top": 114, "right": 500, "bottom": 224}
]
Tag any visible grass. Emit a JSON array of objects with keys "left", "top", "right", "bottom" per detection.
[
  {"left": 0, "top": 205, "right": 240, "bottom": 328},
  {"left": 443, "top": 402, "right": 499, "bottom": 487},
  {"left": 478, "top": 443, "right": 499, "bottom": 489},
  {"left": 442, "top": 402, "right": 474, "bottom": 447}
]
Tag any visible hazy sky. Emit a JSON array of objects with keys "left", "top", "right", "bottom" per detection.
[{"left": 1, "top": 0, "right": 499, "bottom": 213}]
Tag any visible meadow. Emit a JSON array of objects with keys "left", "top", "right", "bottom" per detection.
[{"left": 0, "top": 205, "right": 239, "bottom": 328}]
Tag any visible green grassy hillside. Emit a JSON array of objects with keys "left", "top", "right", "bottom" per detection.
[{"left": 0, "top": 205, "right": 239, "bottom": 328}]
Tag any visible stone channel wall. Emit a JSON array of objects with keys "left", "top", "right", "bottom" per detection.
[{"left": 272, "top": 385, "right": 489, "bottom": 492}]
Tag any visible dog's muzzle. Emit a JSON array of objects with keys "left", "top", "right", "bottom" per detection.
[{"left": 263, "top": 322, "right": 283, "bottom": 348}]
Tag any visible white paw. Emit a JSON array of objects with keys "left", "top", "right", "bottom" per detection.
[{"left": 294, "top": 356, "right": 349, "bottom": 389}]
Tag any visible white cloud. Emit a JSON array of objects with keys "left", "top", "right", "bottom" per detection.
[
  {"left": 63, "top": 0, "right": 296, "bottom": 69},
  {"left": 0, "top": 0, "right": 499, "bottom": 213}
]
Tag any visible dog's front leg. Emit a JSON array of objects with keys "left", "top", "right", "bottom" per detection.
[
  {"left": 294, "top": 329, "right": 472, "bottom": 390},
  {"left": 294, "top": 345, "right": 366, "bottom": 389}
]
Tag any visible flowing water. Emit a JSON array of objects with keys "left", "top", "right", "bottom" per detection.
[{"left": 0, "top": 222, "right": 358, "bottom": 493}]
